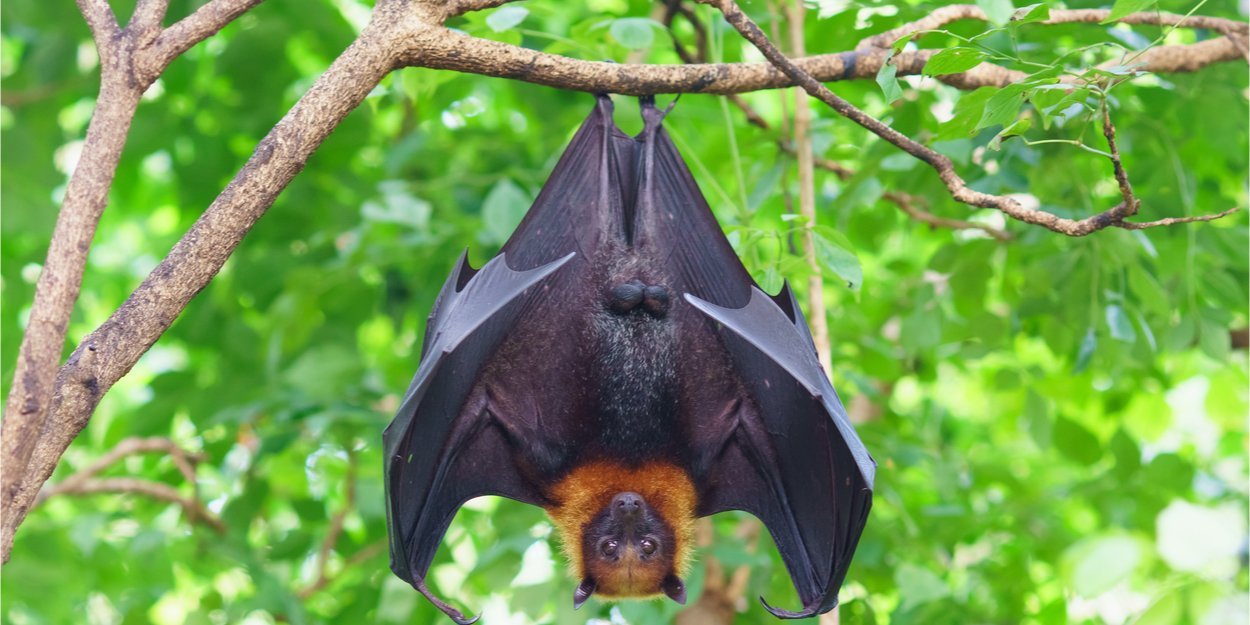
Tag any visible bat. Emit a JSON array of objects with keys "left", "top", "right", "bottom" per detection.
[{"left": 383, "top": 95, "right": 875, "bottom": 623}]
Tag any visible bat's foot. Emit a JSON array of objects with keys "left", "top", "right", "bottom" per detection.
[
  {"left": 759, "top": 596, "right": 823, "bottom": 620},
  {"left": 608, "top": 280, "right": 670, "bottom": 317},
  {"left": 413, "top": 578, "right": 480, "bottom": 624}
]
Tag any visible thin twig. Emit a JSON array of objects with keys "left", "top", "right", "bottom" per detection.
[
  {"left": 34, "top": 437, "right": 223, "bottom": 533},
  {"left": 1117, "top": 207, "right": 1240, "bottom": 229},
  {"left": 298, "top": 451, "right": 359, "bottom": 599}
]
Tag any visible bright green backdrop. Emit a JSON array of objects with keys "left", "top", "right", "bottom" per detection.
[{"left": 2, "top": 0, "right": 1246, "bottom": 624}]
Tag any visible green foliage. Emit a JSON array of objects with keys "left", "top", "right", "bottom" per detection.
[{"left": 2, "top": 0, "right": 1246, "bottom": 624}]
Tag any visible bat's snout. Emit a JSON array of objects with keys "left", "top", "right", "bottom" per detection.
[{"left": 611, "top": 492, "right": 644, "bottom": 520}]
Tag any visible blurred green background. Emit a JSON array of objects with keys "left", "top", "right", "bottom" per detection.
[{"left": 2, "top": 0, "right": 1246, "bottom": 623}]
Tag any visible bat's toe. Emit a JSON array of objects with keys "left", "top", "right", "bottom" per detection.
[{"left": 759, "top": 595, "right": 823, "bottom": 620}]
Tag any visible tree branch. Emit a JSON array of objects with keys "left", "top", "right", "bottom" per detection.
[
  {"left": 0, "top": 0, "right": 394, "bottom": 562},
  {"left": 297, "top": 451, "right": 359, "bottom": 600},
  {"left": 697, "top": 0, "right": 1238, "bottom": 237},
  {"left": 398, "top": 27, "right": 1242, "bottom": 95},
  {"left": 152, "top": 0, "right": 268, "bottom": 63},
  {"left": 76, "top": 0, "right": 121, "bottom": 43},
  {"left": 33, "top": 437, "right": 222, "bottom": 533},
  {"left": 855, "top": 4, "right": 1247, "bottom": 51},
  {"left": 40, "top": 477, "right": 226, "bottom": 533}
]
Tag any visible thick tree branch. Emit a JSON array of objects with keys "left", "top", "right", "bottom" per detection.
[
  {"left": 398, "top": 27, "right": 1242, "bottom": 95},
  {"left": 698, "top": 0, "right": 1238, "bottom": 236},
  {"left": 0, "top": 0, "right": 393, "bottom": 562}
]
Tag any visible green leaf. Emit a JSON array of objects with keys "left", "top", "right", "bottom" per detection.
[
  {"left": 977, "top": 0, "right": 1015, "bottom": 25},
  {"left": 1198, "top": 314, "right": 1230, "bottom": 361},
  {"left": 485, "top": 6, "right": 529, "bottom": 32},
  {"left": 876, "top": 60, "right": 902, "bottom": 104},
  {"left": 812, "top": 233, "right": 863, "bottom": 290},
  {"left": 901, "top": 309, "right": 941, "bottom": 350},
  {"left": 1128, "top": 264, "right": 1169, "bottom": 315},
  {"left": 481, "top": 179, "right": 531, "bottom": 245},
  {"left": 895, "top": 564, "right": 949, "bottom": 610},
  {"left": 977, "top": 84, "right": 1027, "bottom": 130},
  {"left": 1104, "top": 0, "right": 1157, "bottom": 23},
  {"left": 988, "top": 118, "right": 1031, "bottom": 150},
  {"left": 1074, "top": 328, "right": 1096, "bottom": 372},
  {"left": 1054, "top": 416, "right": 1101, "bottom": 465},
  {"left": 1066, "top": 535, "right": 1143, "bottom": 596},
  {"left": 923, "top": 48, "right": 987, "bottom": 76},
  {"left": 1136, "top": 592, "right": 1182, "bottom": 625},
  {"left": 1105, "top": 304, "right": 1137, "bottom": 343},
  {"left": 1010, "top": 3, "right": 1051, "bottom": 23},
  {"left": 1109, "top": 429, "right": 1141, "bottom": 479},
  {"left": 610, "top": 18, "right": 657, "bottom": 49},
  {"left": 1023, "top": 390, "right": 1052, "bottom": 449},
  {"left": 937, "top": 87, "right": 995, "bottom": 139},
  {"left": 891, "top": 32, "right": 916, "bottom": 54}
]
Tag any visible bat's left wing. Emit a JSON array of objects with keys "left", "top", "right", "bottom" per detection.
[{"left": 685, "top": 286, "right": 875, "bottom": 618}]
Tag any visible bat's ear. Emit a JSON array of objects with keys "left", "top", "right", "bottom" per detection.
[
  {"left": 662, "top": 574, "right": 687, "bottom": 605},
  {"left": 573, "top": 578, "right": 597, "bottom": 610}
]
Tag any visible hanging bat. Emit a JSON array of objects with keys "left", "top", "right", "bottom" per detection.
[{"left": 383, "top": 95, "right": 875, "bottom": 623}]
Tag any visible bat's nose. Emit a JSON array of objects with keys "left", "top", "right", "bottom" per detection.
[{"left": 612, "top": 492, "right": 644, "bottom": 517}]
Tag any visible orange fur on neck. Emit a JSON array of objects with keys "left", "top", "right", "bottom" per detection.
[{"left": 545, "top": 460, "right": 696, "bottom": 597}]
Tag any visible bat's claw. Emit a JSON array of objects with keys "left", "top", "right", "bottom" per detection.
[
  {"left": 759, "top": 596, "right": 822, "bottom": 619},
  {"left": 414, "top": 578, "right": 480, "bottom": 624}
]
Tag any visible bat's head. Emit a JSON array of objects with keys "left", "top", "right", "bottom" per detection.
[
  {"left": 573, "top": 491, "right": 686, "bottom": 608},
  {"left": 546, "top": 461, "right": 696, "bottom": 611}
]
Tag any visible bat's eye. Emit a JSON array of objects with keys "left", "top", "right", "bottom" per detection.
[
  {"left": 601, "top": 540, "right": 619, "bottom": 557},
  {"left": 639, "top": 538, "right": 657, "bottom": 555}
]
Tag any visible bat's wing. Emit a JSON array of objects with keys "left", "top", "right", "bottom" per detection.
[
  {"left": 500, "top": 94, "right": 635, "bottom": 271},
  {"left": 630, "top": 99, "right": 754, "bottom": 308},
  {"left": 686, "top": 287, "right": 875, "bottom": 618},
  {"left": 383, "top": 251, "right": 571, "bottom": 623},
  {"left": 627, "top": 99, "right": 874, "bottom": 618},
  {"left": 385, "top": 96, "right": 633, "bottom": 624}
]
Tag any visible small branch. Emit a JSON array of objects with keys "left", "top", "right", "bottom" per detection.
[
  {"left": 41, "top": 477, "right": 225, "bottom": 533},
  {"left": 152, "top": 0, "right": 268, "bottom": 63},
  {"left": 34, "top": 437, "right": 222, "bottom": 533},
  {"left": 785, "top": 0, "right": 833, "bottom": 374},
  {"left": 698, "top": 0, "right": 1240, "bottom": 236},
  {"left": 662, "top": 1, "right": 1010, "bottom": 241},
  {"left": 76, "top": 0, "right": 121, "bottom": 43},
  {"left": 1100, "top": 103, "right": 1138, "bottom": 214},
  {"left": 298, "top": 451, "right": 359, "bottom": 600},
  {"left": 886, "top": 190, "right": 1012, "bottom": 241},
  {"left": 1116, "top": 207, "right": 1240, "bottom": 229},
  {"left": 129, "top": 0, "right": 170, "bottom": 31},
  {"left": 856, "top": 5, "right": 1247, "bottom": 51}
]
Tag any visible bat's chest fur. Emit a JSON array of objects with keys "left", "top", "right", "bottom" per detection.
[{"left": 588, "top": 263, "right": 681, "bottom": 460}]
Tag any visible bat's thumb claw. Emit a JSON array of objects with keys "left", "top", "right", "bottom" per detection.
[{"left": 759, "top": 596, "right": 820, "bottom": 620}]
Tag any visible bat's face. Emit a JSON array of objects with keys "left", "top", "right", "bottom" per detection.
[{"left": 573, "top": 491, "right": 686, "bottom": 607}]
